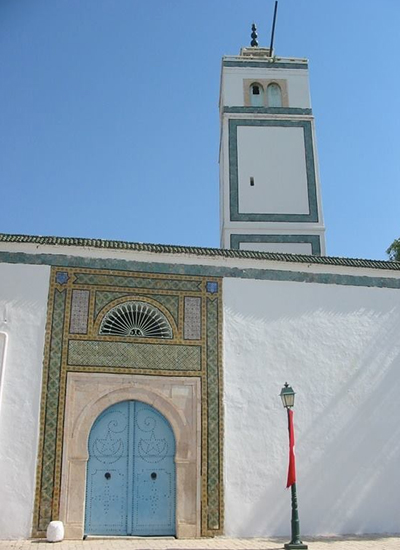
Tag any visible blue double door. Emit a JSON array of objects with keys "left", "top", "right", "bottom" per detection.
[{"left": 85, "top": 400, "right": 176, "bottom": 536}]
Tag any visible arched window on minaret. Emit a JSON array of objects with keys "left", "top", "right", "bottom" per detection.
[
  {"left": 250, "top": 83, "right": 264, "bottom": 106},
  {"left": 267, "top": 82, "right": 282, "bottom": 107}
]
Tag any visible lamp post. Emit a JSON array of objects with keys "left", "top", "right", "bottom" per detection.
[{"left": 280, "top": 383, "right": 308, "bottom": 550}]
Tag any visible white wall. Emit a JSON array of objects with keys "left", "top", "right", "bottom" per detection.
[
  {"left": 221, "top": 67, "right": 311, "bottom": 108},
  {"left": 0, "top": 333, "right": 7, "bottom": 413},
  {"left": 223, "top": 277, "right": 400, "bottom": 536},
  {"left": 237, "top": 126, "right": 310, "bottom": 214},
  {"left": 240, "top": 242, "right": 313, "bottom": 254},
  {"left": 0, "top": 263, "right": 50, "bottom": 539}
]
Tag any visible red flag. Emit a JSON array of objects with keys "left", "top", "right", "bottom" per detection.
[{"left": 286, "top": 408, "right": 296, "bottom": 488}]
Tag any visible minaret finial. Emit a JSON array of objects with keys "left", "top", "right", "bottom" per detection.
[{"left": 250, "top": 23, "right": 258, "bottom": 47}]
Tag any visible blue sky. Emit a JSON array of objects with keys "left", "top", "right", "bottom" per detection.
[{"left": 1, "top": 0, "right": 399, "bottom": 260}]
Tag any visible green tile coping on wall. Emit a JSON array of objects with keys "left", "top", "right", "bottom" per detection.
[{"left": 0, "top": 233, "right": 399, "bottom": 273}]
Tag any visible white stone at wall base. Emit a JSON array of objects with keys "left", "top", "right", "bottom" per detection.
[{"left": 46, "top": 521, "right": 64, "bottom": 542}]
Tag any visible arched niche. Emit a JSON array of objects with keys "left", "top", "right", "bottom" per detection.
[
  {"left": 59, "top": 372, "right": 201, "bottom": 539},
  {"left": 250, "top": 82, "right": 264, "bottom": 107},
  {"left": 267, "top": 82, "right": 282, "bottom": 107}
]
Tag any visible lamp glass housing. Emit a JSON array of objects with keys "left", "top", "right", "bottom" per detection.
[{"left": 280, "top": 384, "right": 295, "bottom": 408}]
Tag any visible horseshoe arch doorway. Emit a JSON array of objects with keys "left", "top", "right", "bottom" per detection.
[{"left": 84, "top": 400, "right": 176, "bottom": 536}]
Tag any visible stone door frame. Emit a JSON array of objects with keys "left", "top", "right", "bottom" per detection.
[{"left": 59, "top": 372, "right": 201, "bottom": 539}]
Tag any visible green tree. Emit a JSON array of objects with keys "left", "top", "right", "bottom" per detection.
[{"left": 386, "top": 238, "right": 400, "bottom": 261}]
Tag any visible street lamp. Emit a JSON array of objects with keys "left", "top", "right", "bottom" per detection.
[
  {"left": 280, "top": 383, "right": 308, "bottom": 550},
  {"left": 280, "top": 382, "right": 295, "bottom": 409}
]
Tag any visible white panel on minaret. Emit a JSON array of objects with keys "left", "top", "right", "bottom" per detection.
[
  {"left": 237, "top": 126, "right": 309, "bottom": 214},
  {"left": 240, "top": 242, "right": 313, "bottom": 254}
]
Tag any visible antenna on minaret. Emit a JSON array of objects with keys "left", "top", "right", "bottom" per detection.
[
  {"left": 269, "top": 1, "right": 279, "bottom": 55},
  {"left": 250, "top": 23, "right": 258, "bottom": 47}
]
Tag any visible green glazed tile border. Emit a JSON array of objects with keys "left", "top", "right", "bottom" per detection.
[
  {"left": 35, "top": 289, "right": 66, "bottom": 532},
  {"left": 230, "top": 234, "right": 322, "bottom": 255},
  {"left": 206, "top": 297, "right": 222, "bottom": 530},
  {"left": 228, "top": 118, "right": 319, "bottom": 223},
  {"left": 222, "top": 60, "right": 308, "bottom": 70},
  {"left": 223, "top": 106, "right": 312, "bottom": 115}
]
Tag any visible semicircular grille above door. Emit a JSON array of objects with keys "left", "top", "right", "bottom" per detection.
[{"left": 99, "top": 301, "right": 173, "bottom": 339}]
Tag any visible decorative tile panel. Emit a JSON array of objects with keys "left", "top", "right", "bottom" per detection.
[
  {"left": 68, "top": 341, "right": 201, "bottom": 371},
  {"left": 206, "top": 281, "right": 219, "bottom": 294},
  {"left": 34, "top": 289, "right": 66, "bottom": 532},
  {"left": 55, "top": 271, "right": 69, "bottom": 285},
  {"left": 94, "top": 291, "right": 180, "bottom": 328},
  {"left": 69, "top": 290, "right": 90, "bottom": 334},
  {"left": 206, "top": 297, "right": 222, "bottom": 530},
  {"left": 150, "top": 294, "right": 180, "bottom": 327},
  {"left": 94, "top": 291, "right": 131, "bottom": 318},
  {"left": 184, "top": 297, "right": 201, "bottom": 340},
  {"left": 34, "top": 266, "right": 223, "bottom": 538},
  {"left": 74, "top": 272, "right": 202, "bottom": 292}
]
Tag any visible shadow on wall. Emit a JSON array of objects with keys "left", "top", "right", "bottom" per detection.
[
  {"left": 244, "top": 303, "right": 400, "bottom": 536},
  {"left": 0, "top": 332, "right": 7, "bottom": 413}
]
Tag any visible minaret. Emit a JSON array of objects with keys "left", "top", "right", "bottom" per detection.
[{"left": 219, "top": 25, "right": 326, "bottom": 255}]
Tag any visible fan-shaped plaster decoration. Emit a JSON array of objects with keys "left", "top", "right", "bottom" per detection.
[{"left": 99, "top": 301, "right": 173, "bottom": 339}]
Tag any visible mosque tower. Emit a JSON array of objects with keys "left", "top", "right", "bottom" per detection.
[{"left": 219, "top": 24, "right": 326, "bottom": 255}]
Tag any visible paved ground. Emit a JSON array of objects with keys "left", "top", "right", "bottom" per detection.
[{"left": 0, "top": 535, "right": 399, "bottom": 550}]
